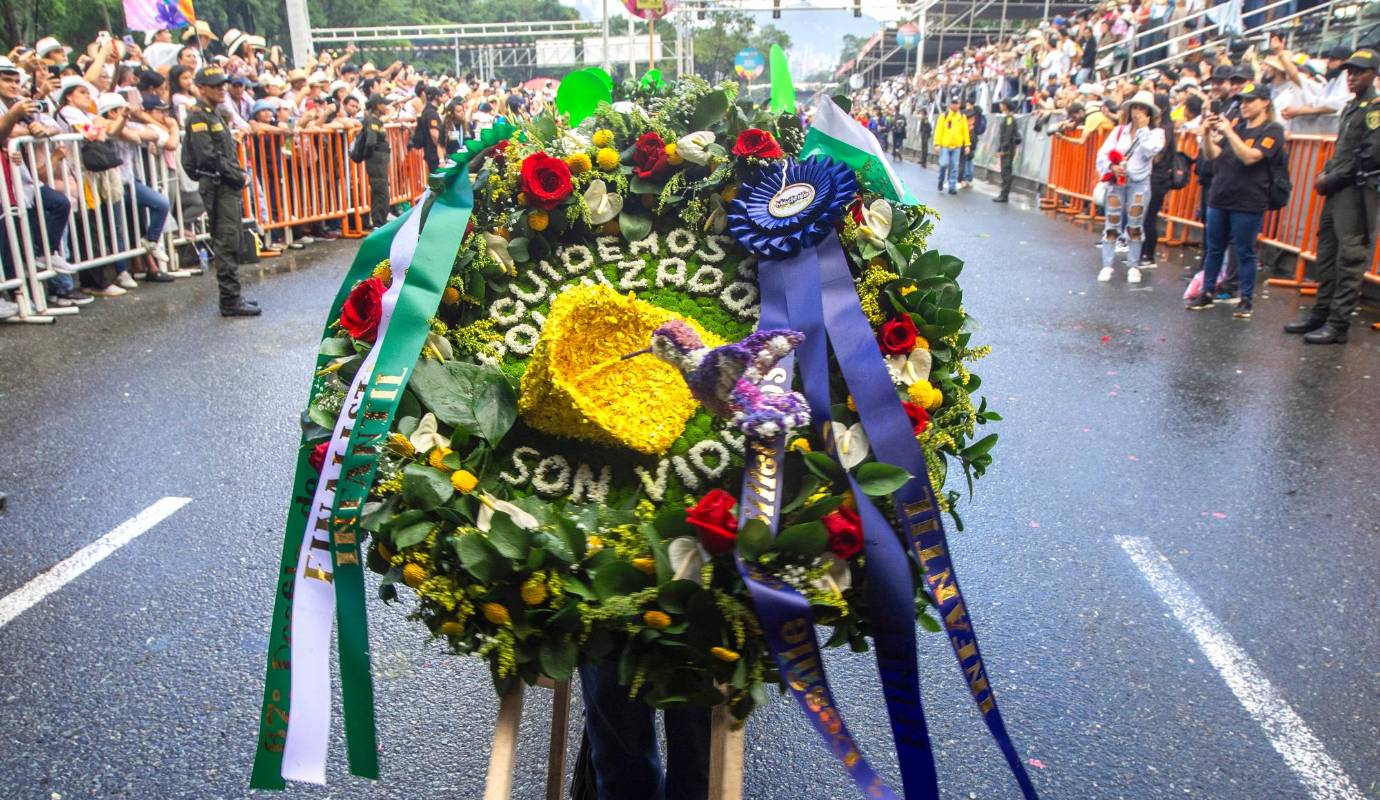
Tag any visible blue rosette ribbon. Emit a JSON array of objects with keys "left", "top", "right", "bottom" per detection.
[{"left": 728, "top": 156, "right": 1039, "bottom": 800}]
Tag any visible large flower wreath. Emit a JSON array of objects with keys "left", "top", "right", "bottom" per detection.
[{"left": 310, "top": 79, "right": 999, "bottom": 719}]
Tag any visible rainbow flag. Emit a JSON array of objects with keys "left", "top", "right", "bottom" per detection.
[{"left": 124, "top": 0, "right": 195, "bottom": 32}]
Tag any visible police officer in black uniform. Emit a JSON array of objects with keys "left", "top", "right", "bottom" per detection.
[
  {"left": 993, "top": 98, "right": 1021, "bottom": 203},
  {"left": 183, "top": 66, "right": 260, "bottom": 317},
  {"left": 1284, "top": 48, "right": 1380, "bottom": 344},
  {"left": 362, "top": 95, "right": 392, "bottom": 230}
]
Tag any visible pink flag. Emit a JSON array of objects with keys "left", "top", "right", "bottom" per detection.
[{"left": 124, "top": 0, "right": 194, "bottom": 33}]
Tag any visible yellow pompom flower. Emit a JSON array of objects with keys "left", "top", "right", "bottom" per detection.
[
  {"left": 565, "top": 152, "right": 592, "bottom": 175},
  {"left": 388, "top": 433, "right": 416, "bottom": 457},
  {"left": 899, "top": 284, "right": 918, "bottom": 297},
  {"left": 372, "top": 263, "right": 392, "bottom": 284},
  {"left": 632, "top": 557, "right": 657, "bottom": 575},
  {"left": 642, "top": 610, "right": 671, "bottom": 630},
  {"left": 925, "top": 387, "right": 943, "bottom": 410},
  {"left": 428, "top": 447, "right": 453, "bottom": 470},
  {"left": 664, "top": 142, "right": 683, "bottom": 165},
  {"left": 710, "top": 646, "right": 741, "bottom": 662},
  {"left": 592, "top": 129, "right": 615, "bottom": 147},
  {"left": 450, "top": 469, "right": 478, "bottom": 493},
  {"left": 596, "top": 147, "right": 621, "bottom": 170},
  {"left": 402, "top": 563, "right": 427, "bottom": 588},
  {"left": 521, "top": 580, "right": 549, "bottom": 606},
  {"left": 439, "top": 621, "right": 465, "bottom": 636},
  {"left": 528, "top": 209, "right": 550, "bottom": 232},
  {"left": 586, "top": 535, "right": 604, "bottom": 553},
  {"left": 442, "top": 286, "right": 461, "bottom": 305},
  {"left": 914, "top": 334, "right": 930, "bottom": 350},
  {"left": 788, "top": 437, "right": 811, "bottom": 454},
  {"left": 906, "top": 381, "right": 932, "bottom": 405},
  {"left": 482, "top": 602, "right": 511, "bottom": 626}
]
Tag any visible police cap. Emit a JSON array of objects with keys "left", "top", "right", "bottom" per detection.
[
  {"left": 1343, "top": 48, "right": 1380, "bottom": 71},
  {"left": 194, "top": 66, "right": 228, "bottom": 86}
]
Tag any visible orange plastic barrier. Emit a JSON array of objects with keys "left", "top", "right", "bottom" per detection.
[
  {"left": 235, "top": 123, "right": 431, "bottom": 246},
  {"left": 1043, "top": 126, "right": 1380, "bottom": 295}
]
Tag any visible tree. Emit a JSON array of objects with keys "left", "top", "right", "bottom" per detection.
[
  {"left": 689, "top": 11, "right": 792, "bottom": 84},
  {"left": 837, "top": 33, "right": 870, "bottom": 67}
]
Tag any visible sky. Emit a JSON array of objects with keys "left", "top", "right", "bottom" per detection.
[{"left": 559, "top": 0, "right": 886, "bottom": 77}]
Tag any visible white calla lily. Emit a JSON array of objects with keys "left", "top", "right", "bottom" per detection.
[
  {"left": 675, "top": 131, "right": 716, "bottom": 165},
  {"left": 704, "top": 194, "right": 727, "bottom": 234},
  {"left": 829, "top": 421, "right": 870, "bottom": 469},
  {"left": 814, "top": 556, "right": 852, "bottom": 594},
  {"left": 858, "top": 199, "right": 893, "bottom": 248},
  {"left": 476, "top": 493, "right": 540, "bottom": 532},
  {"left": 408, "top": 412, "right": 449, "bottom": 453},
  {"left": 425, "top": 331, "right": 454, "bottom": 361},
  {"left": 668, "top": 536, "right": 706, "bottom": 584},
  {"left": 583, "top": 179, "right": 624, "bottom": 225},
  {"left": 482, "top": 233, "right": 514, "bottom": 271},
  {"left": 885, "top": 349, "right": 932, "bottom": 387}
]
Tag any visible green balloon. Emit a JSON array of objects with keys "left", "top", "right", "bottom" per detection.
[
  {"left": 556, "top": 70, "right": 612, "bottom": 126},
  {"left": 584, "top": 67, "right": 614, "bottom": 94}
]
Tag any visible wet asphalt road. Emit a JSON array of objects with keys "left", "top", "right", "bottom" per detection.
[{"left": 0, "top": 160, "right": 1377, "bottom": 800}]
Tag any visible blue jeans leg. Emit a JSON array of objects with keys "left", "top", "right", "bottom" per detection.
[
  {"left": 1201, "top": 206, "right": 1231, "bottom": 297},
  {"left": 1227, "top": 209, "right": 1264, "bottom": 301},
  {"left": 939, "top": 148, "right": 959, "bottom": 191},
  {"left": 133, "top": 181, "right": 170, "bottom": 242}
]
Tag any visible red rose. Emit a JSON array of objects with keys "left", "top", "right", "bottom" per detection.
[
  {"left": 731, "top": 129, "right": 784, "bottom": 159},
  {"left": 632, "top": 132, "right": 671, "bottom": 180},
  {"left": 339, "top": 277, "right": 387, "bottom": 342},
  {"left": 686, "top": 488, "right": 739, "bottom": 555},
  {"left": 902, "top": 401, "right": 930, "bottom": 436},
  {"left": 309, "top": 441, "right": 329, "bottom": 473},
  {"left": 822, "top": 505, "right": 864, "bottom": 559},
  {"left": 519, "top": 152, "right": 574, "bottom": 210},
  {"left": 848, "top": 196, "right": 865, "bottom": 225},
  {"left": 878, "top": 315, "right": 919, "bottom": 355}
]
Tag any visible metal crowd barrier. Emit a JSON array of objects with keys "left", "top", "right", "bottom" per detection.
[{"left": 2, "top": 131, "right": 203, "bottom": 324}]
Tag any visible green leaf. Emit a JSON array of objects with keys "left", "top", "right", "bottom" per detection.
[
  {"left": 736, "top": 518, "right": 772, "bottom": 561},
  {"left": 487, "top": 513, "right": 531, "bottom": 560},
  {"left": 507, "top": 236, "right": 530, "bottom": 264},
  {"left": 307, "top": 403, "right": 337, "bottom": 430},
  {"left": 319, "top": 337, "right": 353, "bottom": 356},
  {"left": 802, "top": 451, "right": 844, "bottom": 484},
  {"left": 690, "top": 90, "right": 730, "bottom": 130},
  {"left": 793, "top": 495, "right": 844, "bottom": 523},
  {"left": 401, "top": 463, "right": 454, "bottom": 511},
  {"left": 629, "top": 176, "right": 662, "bottom": 195},
  {"left": 393, "top": 520, "right": 433, "bottom": 548},
  {"left": 593, "top": 561, "right": 651, "bottom": 600},
  {"left": 780, "top": 475, "right": 820, "bottom": 515},
  {"left": 774, "top": 521, "right": 828, "bottom": 556},
  {"left": 657, "top": 580, "right": 701, "bottom": 614},
  {"left": 619, "top": 209, "right": 652, "bottom": 243},
  {"left": 855, "top": 462, "right": 912, "bottom": 497},
  {"left": 453, "top": 534, "right": 496, "bottom": 581},
  {"left": 539, "top": 637, "right": 578, "bottom": 681},
  {"left": 531, "top": 114, "right": 558, "bottom": 142},
  {"left": 408, "top": 360, "right": 517, "bottom": 444},
  {"left": 962, "top": 433, "right": 999, "bottom": 460}
]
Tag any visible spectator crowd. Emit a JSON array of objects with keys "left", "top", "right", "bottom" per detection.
[{"left": 1, "top": 20, "right": 563, "bottom": 320}]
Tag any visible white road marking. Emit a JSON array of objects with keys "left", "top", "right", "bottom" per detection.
[
  {"left": 0, "top": 497, "right": 191, "bottom": 628},
  {"left": 1116, "top": 536, "right": 1364, "bottom": 800}
]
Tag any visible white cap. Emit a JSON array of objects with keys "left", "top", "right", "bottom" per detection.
[
  {"left": 223, "top": 29, "right": 245, "bottom": 56},
  {"left": 328, "top": 79, "right": 349, "bottom": 95},
  {"left": 308, "top": 71, "right": 329, "bottom": 85},
  {"left": 35, "top": 36, "right": 70, "bottom": 59},
  {"left": 96, "top": 91, "right": 128, "bottom": 115},
  {"left": 56, "top": 75, "right": 96, "bottom": 102},
  {"left": 0, "top": 56, "right": 19, "bottom": 74},
  {"left": 246, "top": 35, "right": 267, "bottom": 51}
]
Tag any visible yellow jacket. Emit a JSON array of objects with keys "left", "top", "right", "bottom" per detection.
[{"left": 934, "top": 111, "right": 971, "bottom": 149}]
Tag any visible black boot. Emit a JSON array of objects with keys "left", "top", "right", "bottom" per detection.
[
  {"left": 1283, "top": 316, "right": 1327, "bottom": 335},
  {"left": 221, "top": 300, "right": 263, "bottom": 317},
  {"left": 1302, "top": 324, "right": 1347, "bottom": 344},
  {"left": 992, "top": 195, "right": 1009, "bottom": 203}
]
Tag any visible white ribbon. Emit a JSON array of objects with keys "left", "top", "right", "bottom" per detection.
[{"left": 281, "top": 195, "right": 429, "bottom": 784}]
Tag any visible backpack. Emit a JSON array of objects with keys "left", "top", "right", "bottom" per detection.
[
  {"left": 349, "top": 127, "right": 370, "bottom": 163},
  {"left": 80, "top": 139, "right": 123, "bottom": 173},
  {"left": 1266, "top": 144, "right": 1292, "bottom": 210},
  {"left": 1168, "top": 150, "right": 1192, "bottom": 190}
]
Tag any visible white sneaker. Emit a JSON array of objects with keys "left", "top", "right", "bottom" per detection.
[
  {"left": 1115, "top": 238, "right": 1129, "bottom": 254},
  {"left": 0, "top": 295, "right": 18, "bottom": 319},
  {"left": 46, "top": 253, "right": 76, "bottom": 274},
  {"left": 1138, "top": 259, "right": 1157, "bottom": 270},
  {"left": 1097, "top": 266, "right": 1114, "bottom": 282},
  {"left": 144, "top": 240, "right": 170, "bottom": 265},
  {"left": 1127, "top": 267, "right": 1142, "bottom": 284},
  {"left": 298, "top": 236, "right": 316, "bottom": 245},
  {"left": 84, "top": 284, "right": 127, "bottom": 297},
  {"left": 116, "top": 272, "right": 139, "bottom": 290},
  {"left": 170, "top": 269, "right": 195, "bottom": 278}
]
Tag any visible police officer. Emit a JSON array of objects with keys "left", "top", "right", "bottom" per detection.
[
  {"left": 183, "top": 66, "right": 260, "bottom": 317},
  {"left": 993, "top": 98, "right": 1021, "bottom": 203},
  {"left": 1284, "top": 49, "right": 1380, "bottom": 344},
  {"left": 362, "top": 95, "right": 392, "bottom": 230}
]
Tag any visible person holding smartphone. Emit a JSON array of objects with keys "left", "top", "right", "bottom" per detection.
[{"left": 1187, "top": 84, "right": 1284, "bottom": 318}]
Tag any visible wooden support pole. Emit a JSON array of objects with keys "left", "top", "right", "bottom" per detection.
[
  {"left": 706, "top": 705, "right": 745, "bottom": 800},
  {"left": 484, "top": 684, "right": 525, "bottom": 800},
  {"left": 545, "top": 681, "right": 571, "bottom": 800}
]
